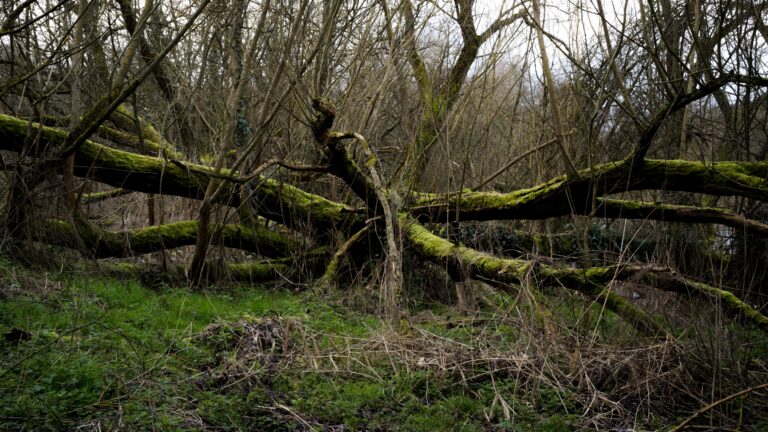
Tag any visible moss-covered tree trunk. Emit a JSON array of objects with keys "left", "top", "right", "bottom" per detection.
[{"left": 1, "top": 112, "right": 767, "bottom": 333}]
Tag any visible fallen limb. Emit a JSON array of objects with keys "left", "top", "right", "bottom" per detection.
[
  {"left": 403, "top": 214, "right": 768, "bottom": 333},
  {"left": 401, "top": 214, "right": 664, "bottom": 335},
  {"left": 97, "top": 125, "right": 181, "bottom": 159},
  {"left": 317, "top": 224, "right": 372, "bottom": 290},
  {"left": 35, "top": 218, "right": 299, "bottom": 258},
  {"left": 0, "top": 114, "right": 359, "bottom": 232},
  {"left": 637, "top": 269, "right": 768, "bottom": 332},
  {"left": 596, "top": 199, "right": 768, "bottom": 238},
  {"left": 101, "top": 259, "right": 302, "bottom": 284},
  {"left": 442, "top": 222, "right": 656, "bottom": 261},
  {"left": 411, "top": 159, "right": 768, "bottom": 223},
  {"left": 545, "top": 265, "right": 768, "bottom": 332},
  {"left": 220, "top": 250, "right": 328, "bottom": 283},
  {"left": 80, "top": 188, "right": 132, "bottom": 203}
]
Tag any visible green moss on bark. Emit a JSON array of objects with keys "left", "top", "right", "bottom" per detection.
[
  {"left": 411, "top": 158, "right": 768, "bottom": 223},
  {"left": 0, "top": 114, "right": 355, "bottom": 232},
  {"left": 402, "top": 214, "right": 664, "bottom": 335},
  {"left": 35, "top": 219, "right": 298, "bottom": 258}
]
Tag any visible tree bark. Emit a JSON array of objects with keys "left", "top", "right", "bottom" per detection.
[
  {"left": 0, "top": 114, "right": 359, "bottom": 233},
  {"left": 34, "top": 218, "right": 299, "bottom": 259},
  {"left": 1, "top": 112, "right": 766, "bottom": 332}
]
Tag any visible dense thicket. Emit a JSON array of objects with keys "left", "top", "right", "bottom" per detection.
[{"left": 1, "top": 0, "right": 767, "bottom": 331}]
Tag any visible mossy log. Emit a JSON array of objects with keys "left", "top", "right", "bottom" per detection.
[
  {"left": 3, "top": 114, "right": 766, "bottom": 236},
  {"left": 97, "top": 125, "right": 181, "bottom": 159},
  {"left": 2, "top": 113, "right": 767, "bottom": 331},
  {"left": 539, "top": 265, "right": 768, "bottom": 331},
  {"left": 443, "top": 222, "right": 656, "bottom": 261},
  {"left": 24, "top": 110, "right": 182, "bottom": 159},
  {"left": 403, "top": 214, "right": 768, "bottom": 333},
  {"left": 35, "top": 218, "right": 299, "bottom": 258},
  {"left": 225, "top": 261, "right": 292, "bottom": 282},
  {"left": 81, "top": 188, "right": 132, "bottom": 203},
  {"left": 412, "top": 159, "right": 768, "bottom": 222},
  {"left": 101, "top": 260, "right": 297, "bottom": 284},
  {"left": 401, "top": 214, "right": 664, "bottom": 335},
  {"left": 596, "top": 199, "right": 768, "bottom": 238},
  {"left": 0, "top": 114, "right": 359, "bottom": 232},
  {"left": 635, "top": 268, "right": 768, "bottom": 332},
  {"left": 227, "top": 250, "right": 328, "bottom": 283}
]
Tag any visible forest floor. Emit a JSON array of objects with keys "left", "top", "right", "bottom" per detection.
[{"left": 1, "top": 258, "right": 767, "bottom": 431}]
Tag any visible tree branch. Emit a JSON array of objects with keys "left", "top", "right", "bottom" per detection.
[{"left": 35, "top": 218, "right": 300, "bottom": 259}]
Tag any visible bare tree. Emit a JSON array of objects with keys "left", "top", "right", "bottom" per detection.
[{"left": 0, "top": 0, "right": 767, "bottom": 345}]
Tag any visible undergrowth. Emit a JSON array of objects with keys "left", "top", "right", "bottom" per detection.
[{"left": 1, "top": 259, "right": 767, "bottom": 431}]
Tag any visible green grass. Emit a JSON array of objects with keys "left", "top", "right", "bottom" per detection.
[
  {"left": 0, "top": 271, "right": 360, "bottom": 430},
  {"left": 0, "top": 264, "right": 579, "bottom": 431},
  {"left": 5, "top": 260, "right": 767, "bottom": 431}
]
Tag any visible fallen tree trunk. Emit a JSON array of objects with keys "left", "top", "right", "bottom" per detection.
[
  {"left": 0, "top": 114, "right": 361, "bottom": 232},
  {"left": 101, "top": 257, "right": 321, "bottom": 284},
  {"left": 80, "top": 188, "right": 133, "bottom": 203},
  {"left": 443, "top": 222, "right": 658, "bottom": 261},
  {"left": 1, "top": 113, "right": 766, "bottom": 333},
  {"left": 35, "top": 218, "right": 300, "bottom": 258},
  {"left": 401, "top": 214, "right": 665, "bottom": 335},
  {"left": 3, "top": 114, "right": 766, "bottom": 239},
  {"left": 412, "top": 159, "right": 768, "bottom": 223},
  {"left": 635, "top": 269, "right": 768, "bottom": 332},
  {"left": 595, "top": 199, "right": 768, "bottom": 238},
  {"left": 401, "top": 214, "right": 768, "bottom": 333}
]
